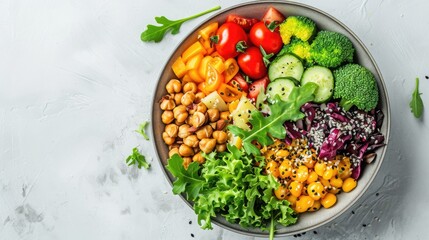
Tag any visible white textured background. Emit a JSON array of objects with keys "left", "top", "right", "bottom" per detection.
[{"left": 1, "top": 0, "right": 428, "bottom": 239}]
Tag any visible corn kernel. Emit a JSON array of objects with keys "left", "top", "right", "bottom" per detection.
[
  {"left": 321, "top": 193, "right": 337, "bottom": 208},
  {"left": 342, "top": 177, "right": 357, "bottom": 192}
]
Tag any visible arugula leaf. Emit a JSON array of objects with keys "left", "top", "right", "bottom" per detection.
[
  {"left": 141, "top": 6, "right": 221, "bottom": 43},
  {"left": 228, "top": 83, "right": 318, "bottom": 155},
  {"left": 165, "top": 154, "right": 205, "bottom": 201},
  {"left": 136, "top": 121, "right": 150, "bottom": 140},
  {"left": 126, "top": 147, "right": 150, "bottom": 169},
  {"left": 410, "top": 78, "right": 424, "bottom": 118}
]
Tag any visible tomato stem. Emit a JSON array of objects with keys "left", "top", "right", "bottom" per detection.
[
  {"left": 259, "top": 46, "right": 273, "bottom": 66},
  {"left": 236, "top": 41, "right": 248, "bottom": 53}
]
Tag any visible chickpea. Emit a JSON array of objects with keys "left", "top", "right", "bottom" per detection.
[
  {"left": 192, "top": 152, "right": 205, "bottom": 164},
  {"left": 207, "top": 108, "right": 220, "bottom": 122},
  {"left": 183, "top": 157, "right": 192, "bottom": 169},
  {"left": 199, "top": 138, "right": 217, "bottom": 154},
  {"left": 161, "top": 110, "right": 174, "bottom": 124},
  {"left": 179, "top": 144, "right": 194, "bottom": 157},
  {"left": 196, "top": 125, "right": 213, "bottom": 139},
  {"left": 162, "top": 132, "right": 175, "bottom": 145},
  {"left": 183, "top": 82, "right": 197, "bottom": 93},
  {"left": 160, "top": 98, "right": 175, "bottom": 111},
  {"left": 189, "top": 111, "right": 206, "bottom": 128},
  {"left": 212, "top": 130, "right": 228, "bottom": 144},
  {"left": 169, "top": 147, "right": 180, "bottom": 157},
  {"left": 173, "top": 105, "right": 188, "bottom": 123},
  {"left": 166, "top": 79, "right": 181, "bottom": 94},
  {"left": 183, "top": 135, "right": 199, "bottom": 148},
  {"left": 195, "top": 92, "right": 206, "bottom": 103},
  {"left": 178, "top": 124, "right": 192, "bottom": 139},
  {"left": 173, "top": 93, "right": 183, "bottom": 105},
  {"left": 216, "top": 119, "right": 228, "bottom": 130},
  {"left": 196, "top": 102, "right": 207, "bottom": 113},
  {"left": 181, "top": 92, "right": 195, "bottom": 106},
  {"left": 164, "top": 124, "right": 179, "bottom": 138},
  {"left": 220, "top": 111, "right": 231, "bottom": 121},
  {"left": 216, "top": 144, "right": 227, "bottom": 152}
]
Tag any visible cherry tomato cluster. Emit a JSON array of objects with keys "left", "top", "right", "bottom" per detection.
[{"left": 171, "top": 7, "right": 285, "bottom": 103}]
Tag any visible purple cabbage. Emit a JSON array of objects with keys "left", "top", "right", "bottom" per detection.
[{"left": 296, "top": 101, "right": 386, "bottom": 180}]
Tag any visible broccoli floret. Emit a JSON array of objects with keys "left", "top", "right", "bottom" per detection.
[
  {"left": 279, "top": 16, "right": 316, "bottom": 45},
  {"left": 333, "top": 64, "right": 379, "bottom": 111},
  {"left": 279, "top": 38, "right": 313, "bottom": 65},
  {"left": 310, "top": 31, "right": 355, "bottom": 68}
]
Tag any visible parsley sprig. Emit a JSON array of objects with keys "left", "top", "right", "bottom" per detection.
[{"left": 126, "top": 147, "right": 150, "bottom": 169}]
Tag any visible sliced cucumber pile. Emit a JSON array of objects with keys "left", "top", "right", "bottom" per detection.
[
  {"left": 266, "top": 78, "right": 297, "bottom": 102},
  {"left": 301, "top": 66, "right": 334, "bottom": 103},
  {"left": 268, "top": 54, "right": 304, "bottom": 82}
]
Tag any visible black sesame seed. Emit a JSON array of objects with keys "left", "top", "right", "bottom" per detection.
[
  {"left": 362, "top": 224, "right": 367, "bottom": 227},
  {"left": 426, "top": 76, "right": 429, "bottom": 79},
  {"left": 313, "top": 231, "right": 318, "bottom": 234},
  {"left": 191, "top": 233, "right": 195, "bottom": 237},
  {"left": 352, "top": 211, "right": 355, "bottom": 214},
  {"left": 376, "top": 192, "right": 379, "bottom": 196},
  {"left": 189, "top": 220, "right": 192, "bottom": 225}
]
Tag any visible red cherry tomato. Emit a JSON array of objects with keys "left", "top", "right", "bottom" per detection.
[
  {"left": 249, "top": 21, "right": 283, "bottom": 55},
  {"left": 226, "top": 14, "right": 259, "bottom": 32},
  {"left": 237, "top": 46, "right": 267, "bottom": 79},
  {"left": 248, "top": 76, "right": 270, "bottom": 100},
  {"left": 214, "top": 22, "right": 248, "bottom": 59},
  {"left": 262, "top": 7, "right": 286, "bottom": 24},
  {"left": 228, "top": 72, "right": 249, "bottom": 92}
]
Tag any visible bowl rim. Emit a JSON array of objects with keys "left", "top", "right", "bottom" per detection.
[{"left": 151, "top": 0, "right": 391, "bottom": 236}]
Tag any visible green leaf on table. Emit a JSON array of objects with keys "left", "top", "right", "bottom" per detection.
[
  {"left": 165, "top": 154, "right": 205, "bottom": 201},
  {"left": 228, "top": 83, "right": 318, "bottom": 155},
  {"left": 126, "top": 147, "right": 150, "bottom": 169},
  {"left": 410, "top": 77, "right": 424, "bottom": 118},
  {"left": 136, "top": 121, "right": 150, "bottom": 140},
  {"left": 141, "top": 6, "right": 221, "bottom": 43}
]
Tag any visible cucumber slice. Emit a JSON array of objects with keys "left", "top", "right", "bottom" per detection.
[
  {"left": 301, "top": 66, "right": 334, "bottom": 103},
  {"left": 266, "top": 78, "right": 297, "bottom": 102},
  {"left": 268, "top": 54, "right": 304, "bottom": 82}
]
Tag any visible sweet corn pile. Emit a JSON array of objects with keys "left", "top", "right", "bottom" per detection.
[{"left": 261, "top": 138, "right": 357, "bottom": 213}]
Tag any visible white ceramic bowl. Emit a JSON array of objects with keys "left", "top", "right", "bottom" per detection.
[{"left": 152, "top": 1, "right": 390, "bottom": 236}]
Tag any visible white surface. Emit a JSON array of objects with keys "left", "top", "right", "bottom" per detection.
[{"left": 1, "top": 0, "right": 428, "bottom": 239}]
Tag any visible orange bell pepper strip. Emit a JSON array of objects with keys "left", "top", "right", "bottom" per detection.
[
  {"left": 171, "top": 56, "right": 187, "bottom": 79},
  {"left": 182, "top": 41, "right": 207, "bottom": 62},
  {"left": 188, "top": 69, "right": 205, "bottom": 83},
  {"left": 198, "top": 55, "right": 213, "bottom": 79},
  {"left": 186, "top": 53, "right": 204, "bottom": 71},
  {"left": 199, "top": 22, "right": 218, "bottom": 40},
  {"left": 205, "top": 64, "right": 223, "bottom": 93},
  {"left": 217, "top": 83, "right": 243, "bottom": 102},
  {"left": 223, "top": 58, "right": 239, "bottom": 83}
]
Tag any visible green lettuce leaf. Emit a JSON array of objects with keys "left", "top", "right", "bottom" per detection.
[{"left": 165, "top": 154, "right": 205, "bottom": 201}]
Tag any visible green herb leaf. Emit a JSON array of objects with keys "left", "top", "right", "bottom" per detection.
[
  {"left": 141, "top": 6, "right": 221, "bottom": 43},
  {"left": 165, "top": 154, "right": 205, "bottom": 201},
  {"left": 228, "top": 83, "right": 318, "bottom": 155},
  {"left": 126, "top": 147, "right": 150, "bottom": 169},
  {"left": 136, "top": 121, "right": 150, "bottom": 140},
  {"left": 410, "top": 78, "right": 424, "bottom": 118}
]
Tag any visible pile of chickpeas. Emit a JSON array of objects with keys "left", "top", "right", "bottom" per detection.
[
  {"left": 160, "top": 79, "right": 231, "bottom": 168},
  {"left": 262, "top": 138, "right": 358, "bottom": 213}
]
